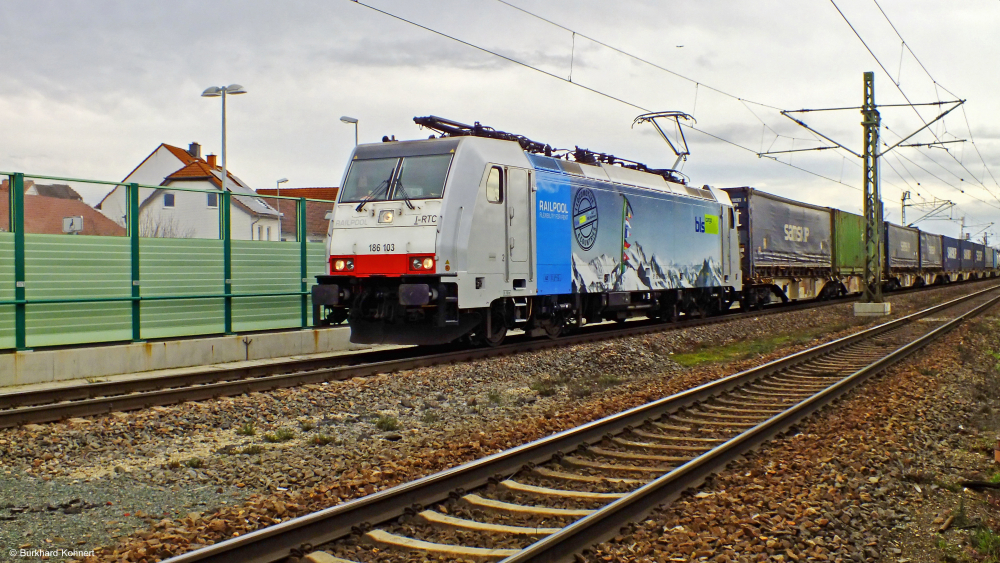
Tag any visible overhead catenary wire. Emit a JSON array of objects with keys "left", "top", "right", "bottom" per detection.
[
  {"left": 492, "top": 0, "right": 784, "bottom": 112},
  {"left": 889, "top": 149, "right": 1000, "bottom": 212},
  {"left": 354, "top": 0, "right": 995, "bottom": 212},
  {"left": 881, "top": 123, "right": 1000, "bottom": 208},
  {"left": 350, "top": 1, "right": 648, "bottom": 113},
  {"left": 831, "top": 0, "right": 1000, "bottom": 210},
  {"left": 350, "top": 0, "right": 863, "bottom": 192}
]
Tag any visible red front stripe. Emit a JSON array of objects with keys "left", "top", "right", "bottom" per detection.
[{"left": 330, "top": 254, "right": 433, "bottom": 277}]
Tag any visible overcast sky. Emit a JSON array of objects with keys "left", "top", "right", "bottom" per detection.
[{"left": 1, "top": 0, "right": 998, "bottom": 241}]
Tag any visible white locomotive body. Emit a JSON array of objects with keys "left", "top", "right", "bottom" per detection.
[{"left": 313, "top": 117, "right": 742, "bottom": 345}]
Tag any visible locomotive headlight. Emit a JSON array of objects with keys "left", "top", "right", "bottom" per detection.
[
  {"left": 378, "top": 209, "right": 395, "bottom": 224},
  {"left": 422, "top": 257, "right": 435, "bottom": 270},
  {"left": 346, "top": 259, "right": 355, "bottom": 271},
  {"left": 334, "top": 259, "right": 346, "bottom": 271},
  {"left": 411, "top": 258, "right": 422, "bottom": 270}
]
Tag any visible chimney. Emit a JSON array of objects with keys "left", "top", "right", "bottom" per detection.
[
  {"left": 206, "top": 154, "right": 217, "bottom": 168},
  {"left": 188, "top": 142, "right": 201, "bottom": 158}
]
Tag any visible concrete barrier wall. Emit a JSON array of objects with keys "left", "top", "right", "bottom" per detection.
[{"left": 0, "top": 327, "right": 370, "bottom": 387}]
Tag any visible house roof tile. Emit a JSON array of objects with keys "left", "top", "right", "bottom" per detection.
[
  {"left": 258, "top": 197, "right": 334, "bottom": 239},
  {"left": 257, "top": 187, "right": 339, "bottom": 201},
  {"left": 0, "top": 188, "right": 127, "bottom": 236}
]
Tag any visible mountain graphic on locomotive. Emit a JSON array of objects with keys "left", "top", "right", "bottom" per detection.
[{"left": 311, "top": 116, "right": 1000, "bottom": 346}]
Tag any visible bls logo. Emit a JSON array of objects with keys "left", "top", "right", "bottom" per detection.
[{"left": 695, "top": 216, "right": 705, "bottom": 233}]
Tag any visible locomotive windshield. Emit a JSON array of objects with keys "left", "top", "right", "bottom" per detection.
[{"left": 340, "top": 154, "right": 452, "bottom": 203}]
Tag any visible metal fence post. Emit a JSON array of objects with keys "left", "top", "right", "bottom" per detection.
[
  {"left": 221, "top": 190, "right": 233, "bottom": 334},
  {"left": 298, "top": 197, "right": 308, "bottom": 328},
  {"left": 11, "top": 173, "right": 26, "bottom": 350},
  {"left": 128, "top": 183, "right": 141, "bottom": 341}
]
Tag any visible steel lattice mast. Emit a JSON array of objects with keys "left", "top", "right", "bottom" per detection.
[{"left": 861, "top": 71, "right": 883, "bottom": 304}]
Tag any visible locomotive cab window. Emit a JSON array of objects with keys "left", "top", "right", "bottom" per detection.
[
  {"left": 391, "top": 154, "right": 452, "bottom": 200},
  {"left": 728, "top": 208, "right": 735, "bottom": 228},
  {"left": 341, "top": 154, "right": 453, "bottom": 204},
  {"left": 486, "top": 166, "right": 504, "bottom": 203},
  {"left": 340, "top": 157, "right": 399, "bottom": 203}
]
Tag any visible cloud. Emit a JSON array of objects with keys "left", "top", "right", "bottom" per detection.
[{"left": 0, "top": 0, "right": 998, "bottom": 239}]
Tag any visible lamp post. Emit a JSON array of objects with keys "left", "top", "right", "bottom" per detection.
[
  {"left": 201, "top": 84, "right": 247, "bottom": 213},
  {"left": 202, "top": 84, "right": 246, "bottom": 335},
  {"left": 276, "top": 177, "right": 288, "bottom": 240},
  {"left": 340, "top": 115, "right": 358, "bottom": 146}
]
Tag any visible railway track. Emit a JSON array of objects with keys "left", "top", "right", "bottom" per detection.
[
  {"left": 159, "top": 284, "right": 1000, "bottom": 563},
  {"left": 2, "top": 278, "right": 995, "bottom": 429}
]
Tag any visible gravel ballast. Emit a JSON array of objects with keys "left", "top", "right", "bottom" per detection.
[
  {"left": 585, "top": 300, "right": 1000, "bottom": 562},
  {"left": 0, "top": 280, "right": 995, "bottom": 562}
]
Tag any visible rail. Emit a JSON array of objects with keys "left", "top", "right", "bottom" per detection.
[
  {"left": 0, "top": 284, "right": 863, "bottom": 427},
  {"left": 159, "top": 283, "right": 1000, "bottom": 563}
]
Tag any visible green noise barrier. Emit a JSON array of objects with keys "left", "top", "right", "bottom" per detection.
[{"left": 1, "top": 173, "right": 331, "bottom": 351}]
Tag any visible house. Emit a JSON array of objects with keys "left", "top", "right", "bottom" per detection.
[
  {"left": 0, "top": 183, "right": 126, "bottom": 236},
  {"left": 96, "top": 142, "right": 280, "bottom": 240},
  {"left": 1, "top": 179, "right": 84, "bottom": 201},
  {"left": 256, "top": 187, "right": 338, "bottom": 243}
]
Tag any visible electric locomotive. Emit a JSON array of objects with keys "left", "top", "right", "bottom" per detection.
[{"left": 312, "top": 116, "right": 743, "bottom": 345}]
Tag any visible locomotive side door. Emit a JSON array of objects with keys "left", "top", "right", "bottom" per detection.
[
  {"left": 505, "top": 167, "right": 532, "bottom": 284},
  {"left": 721, "top": 206, "right": 732, "bottom": 282}
]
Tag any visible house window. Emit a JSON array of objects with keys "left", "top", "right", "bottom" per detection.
[
  {"left": 163, "top": 193, "right": 175, "bottom": 208},
  {"left": 257, "top": 226, "right": 263, "bottom": 240},
  {"left": 266, "top": 227, "right": 271, "bottom": 241},
  {"left": 207, "top": 192, "right": 218, "bottom": 208}
]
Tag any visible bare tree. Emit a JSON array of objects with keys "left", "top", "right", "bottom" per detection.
[{"left": 139, "top": 212, "right": 195, "bottom": 238}]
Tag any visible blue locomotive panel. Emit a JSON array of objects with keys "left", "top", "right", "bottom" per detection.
[
  {"left": 569, "top": 184, "right": 723, "bottom": 292},
  {"left": 535, "top": 172, "right": 572, "bottom": 295},
  {"left": 531, "top": 163, "right": 724, "bottom": 295}
]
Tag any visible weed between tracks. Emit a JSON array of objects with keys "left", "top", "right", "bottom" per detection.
[
  {"left": 374, "top": 414, "right": 400, "bottom": 431},
  {"left": 263, "top": 428, "right": 295, "bottom": 443},
  {"left": 486, "top": 389, "right": 504, "bottom": 405},
  {"left": 670, "top": 324, "right": 852, "bottom": 366},
  {"left": 973, "top": 527, "right": 1000, "bottom": 561},
  {"left": 312, "top": 434, "right": 336, "bottom": 446}
]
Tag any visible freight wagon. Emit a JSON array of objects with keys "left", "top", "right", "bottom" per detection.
[
  {"left": 830, "top": 209, "right": 866, "bottom": 295},
  {"left": 960, "top": 239, "right": 976, "bottom": 274},
  {"left": 722, "top": 187, "right": 837, "bottom": 306},
  {"left": 884, "top": 222, "right": 920, "bottom": 290}
]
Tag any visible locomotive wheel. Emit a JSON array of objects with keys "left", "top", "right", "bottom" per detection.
[
  {"left": 472, "top": 303, "right": 507, "bottom": 347},
  {"left": 538, "top": 316, "right": 563, "bottom": 339},
  {"left": 484, "top": 325, "right": 507, "bottom": 346}
]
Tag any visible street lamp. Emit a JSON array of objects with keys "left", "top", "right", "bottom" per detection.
[
  {"left": 276, "top": 177, "right": 288, "bottom": 240},
  {"left": 202, "top": 84, "right": 246, "bottom": 335},
  {"left": 340, "top": 115, "right": 358, "bottom": 146},
  {"left": 201, "top": 84, "right": 247, "bottom": 217}
]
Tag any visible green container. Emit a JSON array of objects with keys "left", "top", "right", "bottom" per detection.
[{"left": 832, "top": 209, "right": 865, "bottom": 275}]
